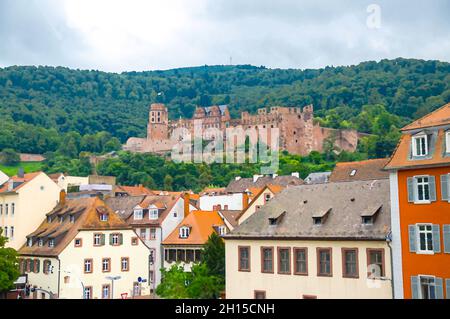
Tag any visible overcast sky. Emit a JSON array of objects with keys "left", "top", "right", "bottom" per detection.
[{"left": 0, "top": 0, "right": 449, "bottom": 72}]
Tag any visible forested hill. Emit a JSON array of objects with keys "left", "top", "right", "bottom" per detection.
[{"left": 0, "top": 58, "right": 449, "bottom": 156}]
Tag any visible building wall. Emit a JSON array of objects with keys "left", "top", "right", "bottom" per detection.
[
  {"left": 225, "top": 239, "right": 392, "bottom": 299},
  {"left": 58, "top": 229, "right": 150, "bottom": 299},
  {"left": 0, "top": 173, "right": 61, "bottom": 249},
  {"left": 20, "top": 256, "right": 60, "bottom": 299},
  {"left": 199, "top": 193, "right": 244, "bottom": 211},
  {"left": 397, "top": 166, "right": 450, "bottom": 299},
  {"left": 57, "top": 176, "right": 89, "bottom": 192}
]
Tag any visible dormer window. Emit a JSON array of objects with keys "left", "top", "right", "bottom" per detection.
[
  {"left": 179, "top": 226, "right": 190, "bottom": 239},
  {"left": 446, "top": 131, "right": 450, "bottom": 153},
  {"left": 48, "top": 239, "right": 55, "bottom": 248},
  {"left": 412, "top": 134, "right": 428, "bottom": 157},
  {"left": 59, "top": 216, "right": 64, "bottom": 223},
  {"left": 133, "top": 209, "right": 143, "bottom": 220},
  {"left": 362, "top": 216, "right": 373, "bottom": 225},
  {"left": 100, "top": 213, "right": 108, "bottom": 222},
  {"left": 38, "top": 239, "right": 44, "bottom": 247},
  {"left": 70, "top": 215, "right": 75, "bottom": 223},
  {"left": 313, "top": 217, "right": 323, "bottom": 225},
  {"left": 149, "top": 209, "right": 158, "bottom": 220},
  {"left": 47, "top": 216, "right": 52, "bottom": 223},
  {"left": 350, "top": 169, "right": 357, "bottom": 177},
  {"left": 27, "top": 238, "right": 33, "bottom": 247},
  {"left": 217, "top": 226, "right": 227, "bottom": 236}
]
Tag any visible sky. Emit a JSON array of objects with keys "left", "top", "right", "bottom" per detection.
[{"left": 0, "top": 0, "right": 449, "bottom": 72}]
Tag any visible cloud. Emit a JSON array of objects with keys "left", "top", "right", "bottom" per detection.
[{"left": 0, "top": 0, "right": 448, "bottom": 72}]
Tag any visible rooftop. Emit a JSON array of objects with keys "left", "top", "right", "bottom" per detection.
[
  {"left": 225, "top": 174, "right": 303, "bottom": 193},
  {"left": 401, "top": 102, "right": 450, "bottom": 131},
  {"left": 329, "top": 159, "right": 390, "bottom": 182}
]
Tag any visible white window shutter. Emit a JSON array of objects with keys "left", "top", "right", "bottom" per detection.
[
  {"left": 441, "top": 175, "right": 449, "bottom": 201},
  {"left": 432, "top": 224, "right": 441, "bottom": 253},
  {"left": 429, "top": 176, "right": 437, "bottom": 202},
  {"left": 408, "top": 225, "right": 417, "bottom": 253},
  {"left": 443, "top": 225, "right": 450, "bottom": 254},
  {"left": 407, "top": 177, "right": 415, "bottom": 203},
  {"left": 411, "top": 276, "right": 420, "bottom": 299},
  {"left": 435, "top": 278, "right": 443, "bottom": 299}
]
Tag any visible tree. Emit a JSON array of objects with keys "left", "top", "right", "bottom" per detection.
[
  {"left": 164, "top": 175, "right": 174, "bottom": 191},
  {"left": 202, "top": 233, "right": 225, "bottom": 279},
  {"left": 186, "top": 263, "right": 223, "bottom": 299},
  {"left": 155, "top": 264, "right": 190, "bottom": 299},
  {"left": 0, "top": 228, "right": 20, "bottom": 293},
  {"left": 0, "top": 149, "right": 20, "bottom": 166}
]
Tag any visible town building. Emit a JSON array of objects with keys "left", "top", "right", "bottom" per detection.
[
  {"left": 105, "top": 193, "right": 196, "bottom": 287},
  {"left": 18, "top": 194, "right": 151, "bottom": 299},
  {"left": 329, "top": 158, "right": 390, "bottom": 183},
  {"left": 49, "top": 173, "right": 89, "bottom": 192},
  {"left": 236, "top": 184, "right": 285, "bottom": 226},
  {"left": 385, "top": 103, "right": 450, "bottom": 299},
  {"left": 162, "top": 210, "right": 227, "bottom": 272},
  {"left": 0, "top": 170, "right": 8, "bottom": 186},
  {"left": 225, "top": 173, "right": 303, "bottom": 193},
  {"left": 224, "top": 180, "right": 393, "bottom": 299},
  {"left": 124, "top": 103, "right": 361, "bottom": 156},
  {"left": 0, "top": 171, "right": 61, "bottom": 249}
]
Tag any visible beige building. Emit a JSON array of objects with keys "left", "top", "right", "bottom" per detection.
[
  {"left": 49, "top": 173, "right": 89, "bottom": 192},
  {"left": 18, "top": 195, "right": 151, "bottom": 299},
  {"left": 0, "top": 172, "right": 61, "bottom": 250},
  {"left": 225, "top": 180, "right": 393, "bottom": 299}
]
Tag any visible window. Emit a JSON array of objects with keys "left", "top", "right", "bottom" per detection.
[
  {"left": 195, "top": 250, "right": 202, "bottom": 262},
  {"left": 34, "top": 259, "right": 40, "bottom": 273},
  {"left": 416, "top": 176, "right": 430, "bottom": 202},
  {"left": 294, "top": 248, "right": 308, "bottom": 275},
  {"left": 48, "top": 239, "right": 55, "bottom": 248},
  {"left": 367, "top": 249, "right": 385, "bottom": 278},
  {"left": 38, "top": 239, "right": 44, "bottom": 247},
  {"left": 5, "top": 204, "right": 8, "bottom": 215},
  {"left": 102, "top": 258, "right": 111, "bottom": 272},
  {"left": 254, "top": 291, "right": 266, "bottom": 299},
  {"left": 149, "top": 209, "right": 158, "bottom": 220},
  {"left": 100, "top": 213, "right": 108, "bottom": 222},
  {"left": 27, "top": 238, "right": 33, "bottom": 247},
  {"left": 419, "top": 276, "right": 437, "bottom": 299},
  {"left": 111, "top": 233, "right": 122, "bottom": 246},
  {"left": 11, "top": 203, "right": 14, "bottom": 216},
  {"left": 362, "top": 216, "right": 374, "bottom": 225},
  {"left": 446, "top": 131, "right": 450, "bottom": 153},
  {"left": 264, "top": 193, "right": 271, "bottom": 202},
  {"left": 102, "top": 285, "right": 110, "bottom": 299},
  {"left": 186, "top": 250, "right": 195, "bottom": 263},
  {"left": 238, "top": 246, "right": 250, "bottom": 272},
  {"left": 412, "top": 134, "right": 428, "bottom": 157},
  {"left": 317, "top": 248, "right": 332, "bottom": 276},
  {"left": 217, "top": 226, "right": 227, "bottom": 236},
  {"left": 84, "top": 259, "right": 93, "bottom": 273},
  {"left": 179, "top": 226, "right": 190, "bottom": 239},
  {"left": 149, "top": 228, "right": 156, "bottom": 240},
  {"left": 43, "top": 260, "right": 51, "bottom": 275},
  {"left": 342, "top": 248, "right": 359, "bottom": 278},
  {"left": 177, "top": 250, "right": 186, "bottom": 262},
  {"left": 74, "top": 238, "right": 82, "bottom": 247},
  {"left": 278, "top": 248, "right": 291, "bottom": 274},
  {"left": 261, "top": 247, "right": 274, "bottom": 273},
  {"left": 140, "top": 229, "right": 147, "bottom": 240},
  {"left": 121, "top": 257, "right": 129, "bottom": 271},
  {"left": 94, "top": 234, "right": 103, "bottom": 246},
  {"left": 133, "top": 282, "right": 141, "bottom": 296},
  {"left": 10, "top": 226, "right": 14, "bottom": 239},
  {"left": 69, "top": 215, "right": 75, "bottom": 223},
  {"left": 133, "top": 209, "right": 143, "bottom": 220},
  {"left": 417, "top": 224, "right": 434, "bottom": 253},
  {"left": 84, "top": 287, "right": 92, "bottom": 300},
  {"left": 131, "top": 237, "right": 138, "bottom": 246}
]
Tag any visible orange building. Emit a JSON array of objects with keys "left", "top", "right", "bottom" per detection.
[{"left": 385, "top": 103, "right": 450, "bottom": 299}]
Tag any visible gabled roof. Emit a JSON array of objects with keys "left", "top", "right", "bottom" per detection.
[
  {"left": 19, "top": 197, "right": 130, "bottom": 257},
  {"left": 163, "top": 211, "right": 225, "bottom": 246},
  {"left": 0, "top": 172, "right": 43, "bottom": 193},
  {"left": 329, "top": 159, "right": 389, "bottom": 183},
  {"left": 401, "top": 102, "right": 450, "bottom": 131},
  {"left": 236, "top": 184, "right": 285, "bottom": 222},
  {"left": 219, "top": 210, "right": 241, "bottom": 228},
  {"left": 226, "top": 180, "right": 391, "bottom": 240}
]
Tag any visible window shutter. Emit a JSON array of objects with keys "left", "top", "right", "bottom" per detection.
[
  {"left": 35, "top": 260, "right": 40, "bottom": 273},
  {"left": 432, "top": 224, "right": 441, "bottom": 253},
  {"left": 443, "top": 225, "right": 450, "bottom": 254},
  {"left": 429, "top": 176, "right": 437, "bottom": 202},
  {"left": 119, "top": 233, "right": 123, "bottom": 245},
  {"left": 101, "top": 234, "right": 106, "bottom": 246},
  {"left": 407, "top": 177, "right": 415, "bottom": 203},
  {"left": 109, "top": 234, "right": 113, "bottom": 245},
  {"left": 446, "top": 279, "right": 450, "bottom": 299},
  {"left": 408, "top": 225, "right": 417, "bottom": 253},
  {"left": 435, "top": 278, "right": 444, "bottom": 299},
  {"left": 441, "top": 175, "right": 449, "bottom": 201},
  {"left": 411, "top": 276, "right": 419, "bottom": 299}
]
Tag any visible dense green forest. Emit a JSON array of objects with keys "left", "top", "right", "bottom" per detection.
[
  {"left": 0, "top": 58, "right": 449, "bottom": 154},
  {"left": 0, "top": 58, "right": 449, "bottom": 189}
]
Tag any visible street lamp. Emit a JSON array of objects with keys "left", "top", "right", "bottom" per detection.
[{"left": 105, "top": 276, "right": 121, "bottom": 299}]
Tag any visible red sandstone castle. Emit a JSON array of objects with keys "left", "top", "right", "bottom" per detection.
[{"left": 124, "top": 103, "right": 360, "bottom": 156}]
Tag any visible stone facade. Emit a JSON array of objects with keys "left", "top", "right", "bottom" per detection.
[{"left": 124, "top": 103, "right": 360, "bottom": 156}]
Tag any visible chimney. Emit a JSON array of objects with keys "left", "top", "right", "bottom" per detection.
[
  {"left": 291, "top": 172, "right": 300, "bottom": 179},
  {"left": 59, "top": 190, "right": 66, "bottom": 205},
  {"left": 235, "top": 176, "right": 241, "bottom": 181},
  {"left": 18, "top": 167, "right": 24, "bottom": 178},
  {"left": 253, "top": 175, "right": 262, "bottom": 183},
  {"left": 183, "top": 192, "right": 190, "bottom": 217},
  {"left": 272, "top": 173, "right": 278, "bottom": 179},
  {"left": 242, "top": 192, "right": 250, "bottom": 210}
]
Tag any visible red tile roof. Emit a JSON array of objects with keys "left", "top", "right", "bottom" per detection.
[
  {"left": 401, "top": 102, "right": 450, "bottom": 131},
  {"left": 329, "top": 159, "right": 390, "bottom": 182},
  {"left": 0, "top": 172, "right": 42, "bottom": 193}
]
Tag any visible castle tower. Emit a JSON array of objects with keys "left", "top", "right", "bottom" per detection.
[{"left": 147, "top": 103, "right": 169, "bottom": 140}]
